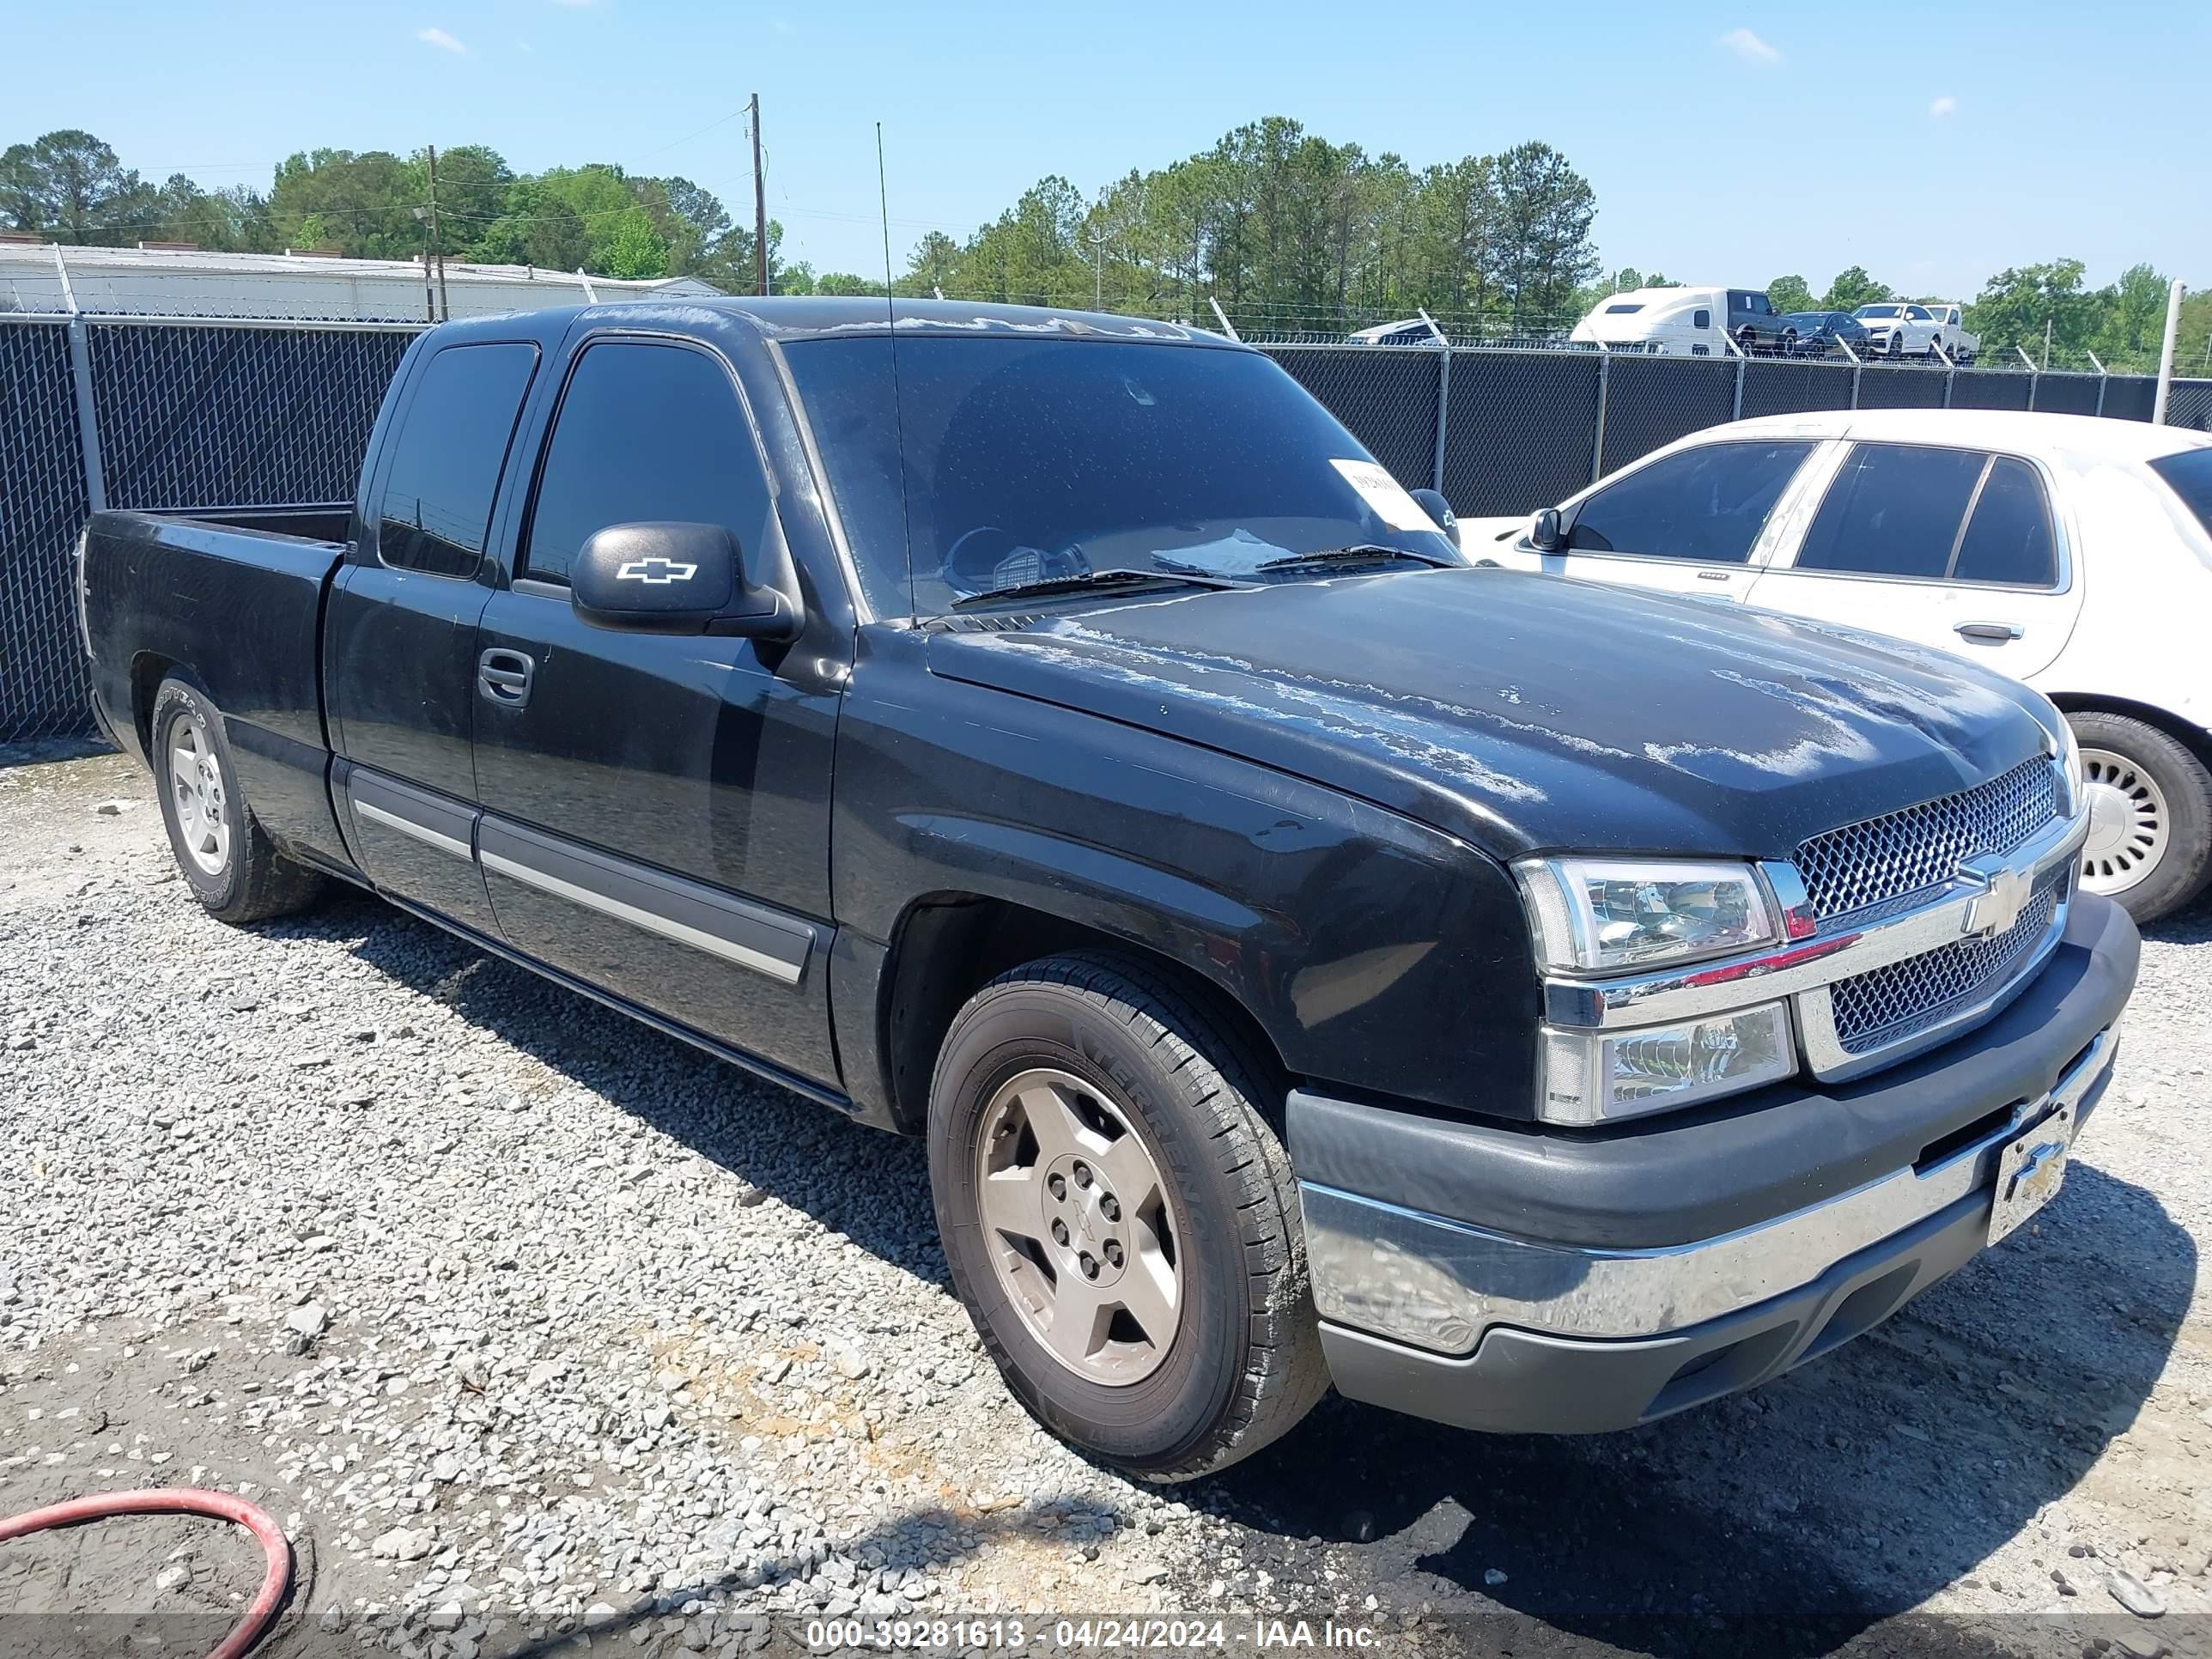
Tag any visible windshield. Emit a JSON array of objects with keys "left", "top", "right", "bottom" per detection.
[
  {"left": 784, "top": 336, "right": 1458, "bottom": 616},
  {"left": 1857, "top": 305, "right": 1901, "bottom": 319}
]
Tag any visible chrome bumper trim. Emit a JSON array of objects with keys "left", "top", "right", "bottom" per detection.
[{"left": 1301, "top": 1024, "right": 2115, "bottom": 1355}]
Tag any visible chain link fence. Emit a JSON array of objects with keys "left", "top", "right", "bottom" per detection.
[
  {"left": 3, "top": 307, "right": 2209, "bottom": 745},
  {"left": 1249, "top": 337, "right": 2209, "bottom": 519},
  {"left": 0, "top": 315, "right": 422, "bottom": 743}
]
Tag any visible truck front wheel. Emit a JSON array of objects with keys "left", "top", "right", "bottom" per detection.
[
  {"left": 927, "top": 951, "right": 1329, "bottom": 1480},
  {"left": 149, "top": 678, "right": 325, "bottom": 925}
]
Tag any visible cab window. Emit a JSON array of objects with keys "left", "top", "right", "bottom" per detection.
[
  {"left": 374, "top": 343, "right": 538, "bottom": 578},
  {"left": 1565, "top": 441, "right": 1815, "bottom": 563}
]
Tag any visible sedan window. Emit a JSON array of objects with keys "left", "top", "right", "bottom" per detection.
[
  {"left": 1953, "top": 459, "right": 2057, "bottom": 586},
  {"left": 2149, "top": 447, "right": 2212, "bottom": 542},
  {"left": 1796, "top": 443, "right": 1987, "bottom": 580},
  {"left": 1566, "top": 441, "right": 1815, "bottom": 563}
]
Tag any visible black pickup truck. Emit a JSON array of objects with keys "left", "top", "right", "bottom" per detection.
[{"left": 77, "top": 298, "right": 2137, "bottom": 1479}]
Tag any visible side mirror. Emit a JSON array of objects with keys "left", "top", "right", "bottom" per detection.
[
  {"left": 1408, "top": 487, "right": 1459, "bottom": 548},
  {"left": 1528, "top": 506, "right": 1565, "bottom": 553},
  {"left": 570, "top": 521, "right": 801, "bottom": 641}
]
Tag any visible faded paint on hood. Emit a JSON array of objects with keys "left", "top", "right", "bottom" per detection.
[{"left": 922, "top": 567, "right": 2058, "bottom": 860}]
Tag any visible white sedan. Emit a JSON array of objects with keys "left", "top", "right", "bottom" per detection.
[{"left": 1462, "top": 408, "right": 2212, "bottom": 921}]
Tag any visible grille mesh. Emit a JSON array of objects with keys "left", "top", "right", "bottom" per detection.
[
  {"left": 1796, "top": 757, "right": 2060, "bottom": 922},
  {"left": 1829, "top": 867, "right": 2068, "bottom": 1054}
]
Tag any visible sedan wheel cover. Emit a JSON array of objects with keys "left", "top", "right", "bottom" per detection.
[
  {"left": 974, "top": 1067, "right": 1184, "bottom": 1385},
  {"left": 168, "top": 714, "right": 231, "bottom": 877},
  {"left": 2078, "top": 747, "right": 2168, "bottom": 895}
]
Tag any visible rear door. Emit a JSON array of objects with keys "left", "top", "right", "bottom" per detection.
[
  {"left": 325, "top": 337, "right": 541, "bottom": 933},
  {"left": 469, "top": 331, "right": 842, "bottom": 1086},
  {"left": 1744, "top": 440, "right": 2084, "bottom": 678},
  {"left": 1489, "top": 437, "right": 1821, "bottom": 600}
]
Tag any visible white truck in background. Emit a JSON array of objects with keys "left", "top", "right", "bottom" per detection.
[{"left": 1854, "top": 302, "right": 1979, "bottom": 362}]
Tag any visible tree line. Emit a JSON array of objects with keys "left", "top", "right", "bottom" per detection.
[
  {"left": 5, "top": 125, "right": 2203, "bottom": 368},
  {"left": 0, "top": 129, "right": 793, "bottom": 289}
]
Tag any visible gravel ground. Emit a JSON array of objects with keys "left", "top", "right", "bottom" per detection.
[{"left": 3, "top": 742, "right": 2210, "bottom": 1659}]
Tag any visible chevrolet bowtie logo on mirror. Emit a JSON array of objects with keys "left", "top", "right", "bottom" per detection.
[
  {"left": 1960, "top": 857, "right": 2033, "bottom": 939},
  {"left": 616, "top": 557, "right": 697, "bottom": 585}
]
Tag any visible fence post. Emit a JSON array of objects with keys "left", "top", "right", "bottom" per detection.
[
  {"left": 53, "top": 246, "right": 108, "bottom": 514},
  {"left": 1590, "top": 344, "right": 1611, "bottom": 483},
  {"left": 1419, "top": 309, "right": 1451, "bottom": 493},
  {"left": 2087, "top": 349, "right": 2108, "bottom": 416},
  {"left": 1732, "top": 349, "right": 1746, "bottom": 421}
]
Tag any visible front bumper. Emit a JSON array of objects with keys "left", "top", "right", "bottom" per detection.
[{"left": 1296, "top": 890, "right": 2137, "bottom": 1434}]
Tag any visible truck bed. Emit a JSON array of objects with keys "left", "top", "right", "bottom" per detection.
[{"left": 80, "top": 503, "right": 355, "bottom": 873}]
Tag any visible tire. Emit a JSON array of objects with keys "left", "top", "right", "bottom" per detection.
[
  {"left": 1887, "top": 333, "right": 1903, "bottom": 359},
  {"left": 149, "top": 678, "right": 325, "bottom": 925},
  {"left": 2068, "top": 710, "right": 2212, "bottom": 925},
  {"left": 1779, "top": 328, "right": 1798, "bottom": 358},
  {"left": 927, "top": 951, "right": 1329, "bottom": 1481}
]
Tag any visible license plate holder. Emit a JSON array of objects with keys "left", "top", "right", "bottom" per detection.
[{"left": 1988, "top": 1103, "right": 2076, "bottom": 1245}]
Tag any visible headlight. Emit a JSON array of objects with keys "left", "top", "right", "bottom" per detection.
[
  {"left": 1540, "top": 1002, "right": 1796, "bottom": 1126},
  {"left": 1517, "top": 857, "right": 1780, "bottom": 975},
  {"left": 2052, "top": 718, "right": 2083, "bottom": 818}
]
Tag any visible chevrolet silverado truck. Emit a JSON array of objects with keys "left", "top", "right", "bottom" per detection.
[{"left": 77, "top": 298, "right": 2137, "bottom": 1478}]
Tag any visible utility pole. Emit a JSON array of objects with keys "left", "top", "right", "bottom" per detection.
[
  {"left": 750, "top": 94, "right": 769, "bottom": 297},
  {"left": 1085, "top": 225, "right": 1112, "bottom": 310},
  {"left": 426, "top": 145, "right": 449, "bottom": 322}
]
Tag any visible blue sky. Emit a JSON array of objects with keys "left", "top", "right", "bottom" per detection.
[{"left": 21, "top": 0, "right": 2208, "bottom": 300}]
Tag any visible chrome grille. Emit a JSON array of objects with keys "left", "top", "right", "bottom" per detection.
[
  {"left": 1828, "top": 866, "right": 2069, "bottom": 1054},
  {"left": 1796, "top": 757, "right": 2060, "bottom": 922}
]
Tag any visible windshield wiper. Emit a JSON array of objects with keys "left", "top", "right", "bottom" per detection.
[
  {"left": 1256, "top": 544, "right": 1454, "bottom": 573},
  {"left": 948, "top": 568, "right": 1247, "bottom": 610}
]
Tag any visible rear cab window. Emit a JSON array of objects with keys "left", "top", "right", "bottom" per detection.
[
  {"left": 1796, "top": 442, "right": 2057, "bottom": 586},
  {"left": 374, "top": 343, "right": 539, "bottom": 578}
]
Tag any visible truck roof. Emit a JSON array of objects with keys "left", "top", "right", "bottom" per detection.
[{"left": 428, "top": 295, "right": 1244, "bottom": 349}]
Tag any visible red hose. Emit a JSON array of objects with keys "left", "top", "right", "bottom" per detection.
[{"left": 0, "top": 1487, "right": 292, "bottom": 1659}]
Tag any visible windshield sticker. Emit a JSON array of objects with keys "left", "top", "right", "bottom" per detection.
[{"left": 1330, "top": 459, "right": 1438, "bottom": 532}]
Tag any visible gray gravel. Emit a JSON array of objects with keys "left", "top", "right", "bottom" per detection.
[{"left": 3, "top": 744, "right": 2211, "bottom": 1658}]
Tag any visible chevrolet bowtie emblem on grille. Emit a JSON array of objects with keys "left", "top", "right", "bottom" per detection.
[
  {"left": 1960, "top": 858, "right": 2033, "bottom": 939},
  {"left": 616, "top": 557, "right": 697, "bottom": 585}
]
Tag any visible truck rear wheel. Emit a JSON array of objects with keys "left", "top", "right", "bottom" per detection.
[
  {"left": 2069, "top": 710, "right": 2212, "bottom": 924},
  {"left": 150, "top": 678, "right": 325, "bottom": 925},
  {"left": 927, "top": 951, "right": 1329, "bottom": 1480}
]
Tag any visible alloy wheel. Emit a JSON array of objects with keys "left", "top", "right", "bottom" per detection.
[
  {"left": 973, "top": 1067, "right": 1183, "bottom": 1385},
  {"left": 168, "top": 712, "right": 230, "bottom": 877}
]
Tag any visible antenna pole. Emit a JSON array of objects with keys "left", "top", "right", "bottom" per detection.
[{"left": 750, "top": 94, "right": 769, "bottom": 296}]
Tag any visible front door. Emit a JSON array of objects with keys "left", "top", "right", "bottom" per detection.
[
  {"left": 471, "top": 335, "right": 842, "bottom": 1086},
  {"left": 326, "top": 338, "right": 542, "bottom": 934}
]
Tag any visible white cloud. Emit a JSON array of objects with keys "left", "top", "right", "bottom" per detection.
[
  {"left": 1929, "top": 94, "right": 1958, "bottom": 118},
  {"left": 1718, "top": 27, "right": 1779, "bottom": 63},
  {"left": 416, "top": 25, "right": 467, "bottom": 51}
]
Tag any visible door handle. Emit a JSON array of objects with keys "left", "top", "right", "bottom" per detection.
[
  {"left": 478, "top": 647, "right": 534, "bottom": 707},
  {"left": 1954, "top": 622, "right": 2024, "bottom": 644}
]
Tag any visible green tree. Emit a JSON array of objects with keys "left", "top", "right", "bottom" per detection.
[
  {"left": 1821, "top": 266, "right": 1891, "bottom": 311},
  {"left": 2099, "top": 263, "right": 2170, "bottom": 361},
  {"left": 1486, "top": 140, "right": 1600, "bottom": 329},
  {"left": 1965, "top": 259, "right": 2099, "bottom": 361},
  {"left": 599, "top": 210, "right": 668, "bottom": 279},
  {"left": 0, "top": 129, "right": 151, "bottom": 242},
  {"left": 1765, "top": 274, "right": 1816, "bottom": 313}
]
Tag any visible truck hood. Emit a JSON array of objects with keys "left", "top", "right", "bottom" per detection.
[{"left": 922, "top": 568, "right": 2059, "bottom": 861}]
